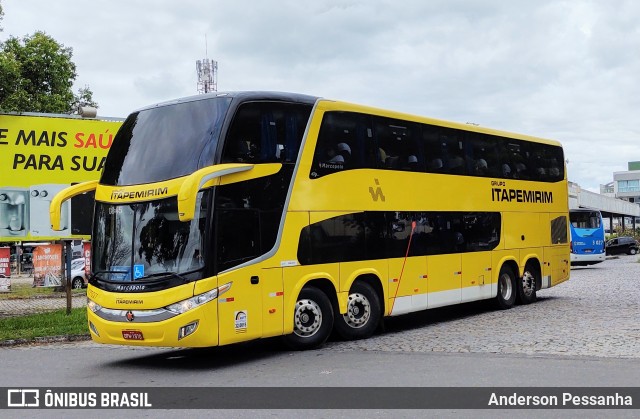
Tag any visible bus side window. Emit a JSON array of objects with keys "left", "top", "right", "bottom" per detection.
[
  {"left": 272, "top": 105, "right": 313, "bottom": 163},
  {"left": 310, "top": 111, "right": 372, "bottom": 178},
  {"left": 467, "top": 133, "right": 500, "bottom": 178},
  {"left": 551, "top": 215, "right": 568, "bottom": 244},
  {"left": 504, "top": 140, "right": 531, "bottom": 180},
  {"left": 282, "top": 113, "right": 299, "bottom": 162},
  {"left": 373, "top": 117, "right": 423, "bottom": 172},
  {"left": 423, "top": 125, "right": 446, "bottom": 173},
  {"left": 529, "top": 142, "right": 565, "bottom": 183},
  {"left": 223, "top": 102, "right": 312, "bottom": 165},
  {"left": 259, "top": 112, "right": 278, "bottom": 162},
  {"left": 222, "top": 103, "right": 262, "bottom": 164},
  {"left": 439, "top": 128, "right": 466, "bottom": 175}
]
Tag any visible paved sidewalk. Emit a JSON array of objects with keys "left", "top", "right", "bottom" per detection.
[
  {"left": 0, "top": 275, "right": 87, "bottom": 318},
  {"left": 0, "top": 295, "right": 87, "bottom": 318}
]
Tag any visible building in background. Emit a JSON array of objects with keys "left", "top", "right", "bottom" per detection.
[
  {"left": 613, "top": 161, "right": 640, "bottom": 204},
  {"left": 598, "top": 161, "right": 640, "bottom": 230}
]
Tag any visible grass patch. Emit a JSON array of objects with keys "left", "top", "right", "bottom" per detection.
[{"left": 0, "top": 308, "right": 88, "bottom": 341}]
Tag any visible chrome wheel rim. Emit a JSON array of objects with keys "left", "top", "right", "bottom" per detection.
[
  {"left": 521, "top": 271, "right": 535, "bottom": 297},
  {"left": 293, "top": 299, "right": 322, "bottom": 338},
  {"left": 342, "top": 292, "right": 371, "bottom": 329},
  {"left": 499, "top": 272, "right": 513, "bottom": 301}
]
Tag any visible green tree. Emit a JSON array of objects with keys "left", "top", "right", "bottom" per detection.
[
  {"left": 0, "top": 31, "right": 97, "bottom": 113},
  {"left": 72, "top": 85, "right": 98, "bottom": 110}
]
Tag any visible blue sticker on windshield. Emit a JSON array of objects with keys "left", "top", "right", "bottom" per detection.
[
  {"left": 133, "top": 265, "right": 144, "bottom": 280},
  {"left": 109, "top": 265, "right": 145, "bottom": 280},
  {"left": 110, "top": 266, "right": 131, "bottom": 280}
]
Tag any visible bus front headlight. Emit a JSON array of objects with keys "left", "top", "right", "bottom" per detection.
[
  {"left": 87, "top": 299, "right": 102, "bottom": 313},
  {"left": 165, "top": 282, "right": 232, "bottom": 315}
]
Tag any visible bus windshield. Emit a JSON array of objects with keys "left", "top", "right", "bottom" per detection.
[
  {"left": 101, "top": 96, "right": 231, "bottom": 186},
  {"left": 92, "top": 192, "right": 208, "bottom": 282},
  {"left": 569, "top": 209, "right": 605, "bottom": 266},
  {"left": 570, "top": 210, "right": 601, "bottom": 230}
]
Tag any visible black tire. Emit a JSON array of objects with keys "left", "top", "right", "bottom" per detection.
[
  {"left": 282, "top": 286, "right": 334, "bottom": 350},
  {"left": 516, "top": 263, "right": 538, "bottom": 305},
  {"left": 72, "top": 277, "right": 84, "bottom": 289},
  {"left": 494, "top": 265, "right": 516, "bottom": 310},
  {"left": 629, "top": 248, "right": 637, "bottom": 255},
  {"left": 333, "top": 281, "right": 381, "bottom": 341}
]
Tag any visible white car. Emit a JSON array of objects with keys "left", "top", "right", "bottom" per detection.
[{"left": 70, "top": 258, "right": 88, "bottom": 289}]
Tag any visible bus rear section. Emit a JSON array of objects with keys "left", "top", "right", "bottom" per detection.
[{"left": 569, "top": 209, "right": 605, "bottom": 266}]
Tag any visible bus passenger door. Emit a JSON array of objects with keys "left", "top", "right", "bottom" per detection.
[
  {"left": 217, "top": 269, "right": 262, "bottom": 345},
  {"left": 461, "top": 252, "right": 492, "bottom": 302},
  {"left": 427, "top": 254, "right": 462, "bottom": 308}
]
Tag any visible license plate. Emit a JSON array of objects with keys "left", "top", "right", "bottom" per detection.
[{"left": 122, "top": 330, "right": 144, "bottom": 340}]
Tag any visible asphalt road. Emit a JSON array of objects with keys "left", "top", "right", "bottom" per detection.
[{"left": 1, "top": 256, "right": 639, "bottom": 418}]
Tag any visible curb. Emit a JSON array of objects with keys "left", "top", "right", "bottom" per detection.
[{"left": 0, "top": 334, "right": 91, "bottom": 348}]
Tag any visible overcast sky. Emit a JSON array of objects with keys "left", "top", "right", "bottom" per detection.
[{"left": 2, "top": 0, "right": 639, "bottom": 191}]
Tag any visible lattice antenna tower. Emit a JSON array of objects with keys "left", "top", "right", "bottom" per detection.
[{"left": 196, "top": 35, "right": 218, "bottom": 93}]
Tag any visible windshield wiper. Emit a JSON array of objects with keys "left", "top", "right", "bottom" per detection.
[
  {"left": 92, "top": 269, "right": 193, "bottom": 283},
  {"left": 142, "top": 271, "right": 190, "bottom": 283},
  {"left": 93, "top": 270, "right": 131, "bottom": 274},
  {"left": 90, "top": 269, "right": 134, "bottom": 282}
]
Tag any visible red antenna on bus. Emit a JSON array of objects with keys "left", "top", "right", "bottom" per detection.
[{"left": 390, "top": 220, "right": 417, "bottom": 314}]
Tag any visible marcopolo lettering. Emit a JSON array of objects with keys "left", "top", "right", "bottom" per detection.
[
  {"left": 111, "top": 187, "right": 168, "bottom": 200},
  {"left": 491, "top": 188, "right": 553, "bottom": 203},
  {"left": 114, "top": 284, "right": 146, "bottom": 292}
]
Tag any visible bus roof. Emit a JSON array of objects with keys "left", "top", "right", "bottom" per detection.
[
  {"left": 132, "top": 91, "right": 319, "bottom": 113},
  {"left": 131, "top": 91, "right": 561, "bottom": 148}
]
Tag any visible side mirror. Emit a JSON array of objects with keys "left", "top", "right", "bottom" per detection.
[
  {"left": 50, "top": 180, "right": 98, "bottom": 230},
  {"left": 177, "top": 163, "right": 281, "bottom": 222}
]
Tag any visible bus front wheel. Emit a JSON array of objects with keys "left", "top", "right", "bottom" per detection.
[
  {"left": 283, "top": 286, "right": 334, "bottom": 350},
  {"left": 333, "top": 281, "right": 381, "bottom": 341},
  {"left": 494, "top": 265, "right": 516, "bottom": 310}
]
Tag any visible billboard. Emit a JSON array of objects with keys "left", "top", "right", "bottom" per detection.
[
  {"left": 0, "top": 247, "right": 10, "bottom": 292},
  {"left": 0, "top": 247, "right": 9, "bottom": 277},
  {"left": 0, "top": 113, "right": 123, "bottom": 242},
  {"left": 32, "top": 244, "right": 62, "bottom": 287}
]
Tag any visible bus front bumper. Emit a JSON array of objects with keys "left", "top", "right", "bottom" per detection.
[
  {"left": 86, "top": 301, "right": 219, "bottom": 347},
  {"left": 570, "top": 252, "right": 606, "bottom": 266}
]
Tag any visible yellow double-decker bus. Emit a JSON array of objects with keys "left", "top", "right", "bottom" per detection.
[{"left": 51, "top": 92, "right": 569, "bottom": 350}]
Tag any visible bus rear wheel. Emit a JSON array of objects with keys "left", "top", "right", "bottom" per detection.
[
  {"left": 333, "top": 281, "right": 381, "bottom": 341},
  {"left": 494, "top": 265, "right": 516, "bottom": 310},
  {"left": 283, "top": 286, "right": 334, "bottom": 350},
  {"left": 517, "top": 264, "right": 538, "bottom": 304}
]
